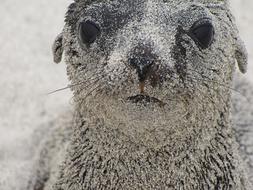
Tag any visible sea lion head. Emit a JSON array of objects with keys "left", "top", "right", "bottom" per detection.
[{"left": 52, "top": 0, "right": 247, "bottom": 125}]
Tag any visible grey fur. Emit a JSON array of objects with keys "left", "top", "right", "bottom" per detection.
[{"left": 31, "top": 0, "right": 253, "bottom": 189}]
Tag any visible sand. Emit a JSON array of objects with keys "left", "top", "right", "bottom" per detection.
[{"left": 0, "top": 0, "right": 252, "bottom": 189}]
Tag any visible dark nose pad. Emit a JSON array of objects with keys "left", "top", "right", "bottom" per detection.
[
  {"left": 129, "top": 57, "right": 155, "bottom": 82},
  {"left": 128, "top": 43, "right": 158, "bottom": 82}
]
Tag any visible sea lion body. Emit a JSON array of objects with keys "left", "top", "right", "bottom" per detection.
[{"left": 30, "top": 0, "right": 253, "bottom": 189}]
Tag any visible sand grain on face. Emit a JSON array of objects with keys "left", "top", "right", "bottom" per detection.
[{"left": 0, "top": 0, "right": 252, "bottom": 190}]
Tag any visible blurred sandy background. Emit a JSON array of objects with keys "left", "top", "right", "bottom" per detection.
[{"left": 0, "top": 0, "right": 252, "bottom": 189}]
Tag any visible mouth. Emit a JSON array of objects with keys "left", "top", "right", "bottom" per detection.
[
  {"left": 127, "top": 94, "right": 165, "bottom": 107},
  {"left": 126, "top": 82, "right": 166, "bottom": 107}
]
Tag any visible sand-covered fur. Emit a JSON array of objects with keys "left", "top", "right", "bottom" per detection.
[{"left": 30, "top": 0, "right": 253, "bottom": 189}]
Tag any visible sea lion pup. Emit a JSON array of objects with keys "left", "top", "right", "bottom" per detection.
[{"left": 31, "top": 0, "right": 253, "bottom": 189}]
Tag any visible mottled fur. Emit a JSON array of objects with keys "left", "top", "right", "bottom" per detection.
[{"left": 31, "top": 0, "right": 253, "bottom": 189}]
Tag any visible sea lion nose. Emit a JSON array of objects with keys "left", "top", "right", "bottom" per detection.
[
  {"left": 128, "top": 44, "right": 157, "bottom": 82},
  {"left": 128, "top": 56, "right": 155, "bottom": 82}
]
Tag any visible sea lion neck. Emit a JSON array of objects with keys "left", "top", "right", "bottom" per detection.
[{"left": 64, "top": 98, "right": 243, "bottom": 190}]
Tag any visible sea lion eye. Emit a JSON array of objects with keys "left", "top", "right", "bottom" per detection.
[
  {"left": 78, "top": 20, "right": 101, "bottom": 45},
  {"left": 190, "top": 19, "right": 214, "bottom": 49}
]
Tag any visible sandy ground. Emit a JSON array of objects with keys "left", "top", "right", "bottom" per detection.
[{"left": 0, "top": 0, "right": 252, "bottom": 189}]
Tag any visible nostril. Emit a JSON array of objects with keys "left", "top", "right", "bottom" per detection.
[
  {"left": 129, "top": 57, "right": 139, "bottom": 69},
  {"left": 128, "top": 56, "right": 155, "bottom": 82}
]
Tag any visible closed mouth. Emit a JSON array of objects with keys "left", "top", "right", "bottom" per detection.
[{"left": 127, "top": 94, "right": 165, "bottom": 106}]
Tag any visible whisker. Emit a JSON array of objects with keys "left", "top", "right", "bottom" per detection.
[
  {"left": 47, "top": 85, "right": 73, "bottom": 95},
  {"left": 78, "top": 83, "right": 102, "bottom": 105},
  {"left": 191, "top": 75, "right": 247, "bottom": 100},
  {"left": 160, "top": 75, "right": 191, "bottom": 103},
  {"left": 184, "top": 73, "right": 227, "bottom": 107},
  {"left": 75, "top": 75, "right": 105, "bottom": 95},
  {"left": 163, "top": 74, "right": 225, "bottom": 110},
  {"left": 187, "top": 68, "right": 248, "bottom": 99},
  {"left": 73, "top": 68, "right": 116, "bottom": 98},
  {"left": 47, "top": 70, "right": 104, "bottom": 95}
]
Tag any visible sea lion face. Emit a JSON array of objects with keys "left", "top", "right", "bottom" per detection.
[{"left": 56, "top": 0, "right": 247, "bottom": 113}]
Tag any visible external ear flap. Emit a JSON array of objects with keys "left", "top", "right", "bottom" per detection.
[
  {"left": 235, "top": 38, "right": 248, "bottom": 74},
  {"left": 223, "top": 9, "right": 248, "bottom": 74},
  {"left": 52, "top": 33, "right": 64, "bottom": 64}
]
